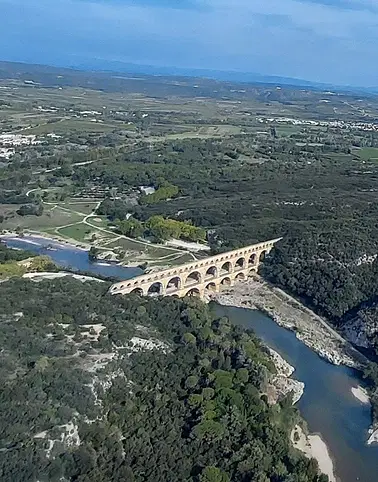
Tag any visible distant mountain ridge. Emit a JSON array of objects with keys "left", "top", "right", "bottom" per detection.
[
  {"left": 64, "top": 59, "right": 378, "bottom": 94},
  {"left": 73, "top": 59, "right": 324, "bottom": 88},
  {"left": 1, "top": 58, "right": 378, "bottom": 95}
]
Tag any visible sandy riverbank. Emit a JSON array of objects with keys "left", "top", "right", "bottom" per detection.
[
  {"left": 212, "top": 277, "right": 377, "bottom": 451},
  {"left": 351, "top": 385, "right": 370, "bottom": 405},
  {"left": 213, "top": 276, "right": 365, "bottom": 368},
  {"left": 367, "top": 426, "right": 378, "bottom": 445},
  {"left": 291, "top": 425, "right": 337, "bottom": 482},
  {"left": 0, "top": 231, "right": 89, "bottom": 251},
  {"left": 22, "top": 271, "right": 105, "bottom": 283},
  {"left": 349, "top": 385, "right": 378, "bottom": 446}
]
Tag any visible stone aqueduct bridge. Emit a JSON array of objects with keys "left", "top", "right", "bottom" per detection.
[{"left": 110, "top": 238, "right": 281, "bottom": 299}]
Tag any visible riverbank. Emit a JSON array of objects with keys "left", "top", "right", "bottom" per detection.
[
  {"left": 268, "top": 345, "right": 335, "bottom": 480},
  {"left": 0, "top": 230, "right": 89, "bottom": 251},
  {"left": 22, "top": 271, "right": 105, "bottom": 283},
  {"left": 267, "top": 347, "right": 304, "bottom": 405},
  {"left": 291, "top": 425, "right": 337, "bottom": 482},
  {"left": 213, "top": 277, "right": 378, "bottom": 455},
  {"left": 352, "top": 385, "right": 370, "bottom": 405},
  {"left": 213, "top": 276, "right": 366, "bottom": 369},
  {"left": 214, "top": 303, "right": 378, "bottom": 482},
  {"left": 1, "top": 231, "right": 126, "bottom": 265},
  {"left": 2, "top": 234, "right": 143, "bottom": 281},
  {"left": 350, "top": 386, "right": 378, "bottom": 446}
]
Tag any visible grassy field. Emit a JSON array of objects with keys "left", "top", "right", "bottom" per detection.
[
  {"left": 56, "top": 223, "right": 93, "bottom": 242},
  {"left": 0, "top": 200, "right": 195, "bottom": 268},
  {"left": 104, "top": 238, "right": 194, "bottom": 265},
  {"left": 19, "top": 118, "right": 122, "bottom": 135},
  {"left": 161, "top": 124, "right": 243, "bottom": 140},
  {"left": 106, "top": 237, "right": 174, "bottom": 256},
  {"left": 149, "top": 252, "right": 195, "bottom": 266},
  {"left": 1, "top": 206, "right": 82, "bottom": 232},
  {"left": 58, "top": 201, "right": 99, "bottom": 215},
  {"left": 275, "top": 125, "right": 302, "bottom": 136},
  {"left": 85, "top": 216, "right": 109, "bottom": 228},
  {"left": 353, "top": 147, "right": 378, "bottom": 160}
]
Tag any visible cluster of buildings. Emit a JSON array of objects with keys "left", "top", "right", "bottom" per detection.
[
  {"left": 257, "top": 116, "right": 378, "bottom": 132},
  {"left": 0, "top": 133, "right": 40, "bottom": 146},
  {"left": 0, "top": 133, "right": 41, "bottom": 160}
]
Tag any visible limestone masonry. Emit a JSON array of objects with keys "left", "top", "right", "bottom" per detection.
[{"left": 110, "top": 238, "right": 281, "bottom": 298}]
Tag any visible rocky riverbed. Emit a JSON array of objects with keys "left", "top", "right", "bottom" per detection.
[
  {"left": 267, "top": 347, "right": 304, "bottom": 405},
  {"left": 213, "top": 277, "right": 366, "bottom": 369}
]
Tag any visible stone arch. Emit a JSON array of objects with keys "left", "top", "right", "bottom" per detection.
[
  {"left": 147, "top": 282, "right": 164, "bottom": 297},
  {"left": 249, "top": 253, "right": 257, "bottom": 266},
  {"left": 235, "top": 272, "right": 246, "bottom": 282},
  {"left": 166, "top": 276, "right": 181, "bottom": 292},
  {"left": 205, "top": 266, "right": 217, "bottom": 279},
  {"left": 220, "top": 277, "right": 232, "bottom": 289},
  {"left": 249, "top": 268, "right": 257, "bottom": 276},
  {"left": 220, "top": 261, "right": 232, "bottom": 274},
  {"left": 205, "top": 282, "right": 217, "bottom": 292},
  {"left": 130, "top": 287, "right": 144, "bottom": 296},
  {"left": 185, "top": 288, "right": 201, "bottom": 297},
  {"left": 259, "top": 250, "right": 267, "bottom": 262},
  {"left": 235, "top": 257, "right": 246, "bottom": 270},
  {"left": 185, "top": 271, "right": 202, "bottom": 286}
]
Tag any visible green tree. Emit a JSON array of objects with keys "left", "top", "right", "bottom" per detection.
[
  {"left": 200, "top": 466, "right": 230, "bottom": 482},
  {"left": 88, "top": 246, "right": 99, "bottom": 261},
  {"left": 116, "top": 218, "right": 144, "bottom": 238}
]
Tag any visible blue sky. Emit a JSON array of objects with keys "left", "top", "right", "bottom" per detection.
[{"left": 1, "top": 0, "right": 378, "bottom": 86}]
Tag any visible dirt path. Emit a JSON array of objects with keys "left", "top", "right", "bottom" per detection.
[{"left": 24, "top": 191, "right": 196, "bottom": 263}]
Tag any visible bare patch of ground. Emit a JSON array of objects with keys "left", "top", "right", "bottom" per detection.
[{"left": 291, "top": 425, "right": 337, "bottom": 482}]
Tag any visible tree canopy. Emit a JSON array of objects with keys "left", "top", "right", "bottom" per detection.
[{"left": 0, "top": 278, "right": 327, "bottom": 482}]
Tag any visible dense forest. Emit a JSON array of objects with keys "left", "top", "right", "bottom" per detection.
[
  {"left": 260, "top": 232, "right": 378, "bottom": 418},
  {"left": 0, "top": 278, "right": 327, "bottom": 482},
  {"left": 3, "top": 63, "right": 378, "bottom": 466}
]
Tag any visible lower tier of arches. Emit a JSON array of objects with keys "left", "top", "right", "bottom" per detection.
[{"left": 124, "top": 267, "right": 257, "bottom": 299}]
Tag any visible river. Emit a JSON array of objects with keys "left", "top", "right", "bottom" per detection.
[
  {"left": 2, "top": 235, "right": 142, "bottom": 280},
  {"left": 3, "top": 235, "right": 378, "bottom": 481},
  {"left": 213, "top": 304, "right": 378, "bottom": 482}
]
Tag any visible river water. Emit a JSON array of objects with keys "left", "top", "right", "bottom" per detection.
[
  {"left": 3, "top": 235, "right": 378, "bottom": 481},
  {"left": 2, "top": 235, "right": 142, "bottom": 280},
  {"left": 213, "top": 304, "right": 378, "bottom": 482}
]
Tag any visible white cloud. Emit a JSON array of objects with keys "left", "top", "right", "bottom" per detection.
[{"left": 1, "top": 0, "right": 378, "bottom": 84}]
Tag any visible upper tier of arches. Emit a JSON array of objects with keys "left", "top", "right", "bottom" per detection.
[{"left": 110, "top": 239, "right": 280, "bottom": 297}]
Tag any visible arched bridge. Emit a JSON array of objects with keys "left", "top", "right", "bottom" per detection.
[{"left": 110, "top": 238, "right": 280, "bottom": 299}]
